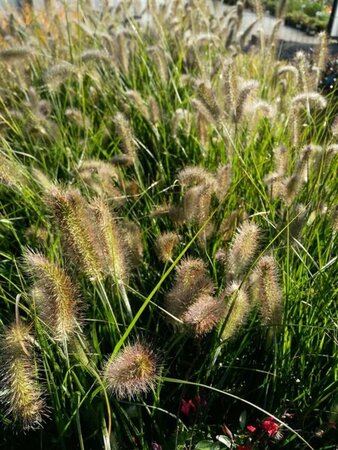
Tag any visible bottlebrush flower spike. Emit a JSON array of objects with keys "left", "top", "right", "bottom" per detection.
[
  {"left": 114, "top": 111, "right": 136, "bottom": 161},
  {"left": 165, "top": 257, "right": 214, "bottom": 319},
  {"left": 124, "top": 220, "right": 144, "bottom": 267},
  {"left": 91, "top": 197, "right": 128, "bottom": 282},
  {"left": 104, "top": 343, "right": 157, "bottom": 399},
  {"left": 234, "top": 80, "right": 259, "bottom": 123},
  {"left": 45, "top": 186, "right": 104, "bottom": 281},
  {"left": 182, "top": 294, "right": 225, "bottom": 335},
  {"left": 221, "top": 283, "right": 251, "bottom": 340},
  {"left": 0, "top": 152, "right": 27, "bottom": 191},
  {"left": 228, "top": 222, "right": 261, "bottom": 277},
  {"left": 23, "top": 250, "right": 81, "bottom": 342},
  {"left": 196, "top": 80, "right": 221, "bottom": 123},
  {"left": 215, "top": 164, "right": 232, "bottom": 201},
  {"left": 126, "top": 90, "right": 150, "bottom": 121},
  {"left": 0, "top": 323, "right": 46, "bottom": 430},
  {"left": 155, "top": 232, "right": 179, "bottom": 263},
  {"left": 253, "top": 256, "right": 283, "bottom": 326},
  {"left": 178, "top": 166, "right": 215, "bottom": 187}
]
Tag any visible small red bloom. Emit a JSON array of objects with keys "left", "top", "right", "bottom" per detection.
[
  {"left": 181, "top": 399, "right": 194, "bottom": 416},
  {"left": 261, "top": 417, "right": 280, "bottom": 437},
  {"left": 180, "top": 396, "right": 206, "bottom": 416},
  {"left": 238, "top": 446, "right": 252, "bottom": 450},
  {"left": 247, "top": 425, "right": 256, "bottom": 433}
]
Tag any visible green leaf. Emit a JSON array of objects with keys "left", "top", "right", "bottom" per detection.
[
  {"left": 195, "top": 440, "right": 216, "bottom": 450},
  {"left": 216, "top": 435, "right": 232, "bottom": 448},
  {"left": 239, "top": 410, "right": 247, "bottom": 430}
]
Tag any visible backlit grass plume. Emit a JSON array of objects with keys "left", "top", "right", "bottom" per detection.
[
  {"left": 228, "top": 222, "right": 261, "bottom": 278},
  {"left": 178, "top": 166, "right": 215, "bottom": 187},
  {"left": 46, "top": 186, "right": 104, "bottom": 281},
  {"left": 23, "top": 250, "right": 81, "bottom": 342},
  {"left": 290, "top": 92, "right": 327, "bottom": 146},
  {"left": 220, "top": 283, "right": 251, "bottom": 340},
  {"left": 196, "top": 80, "right": 221, "bottom": 124},
  {"left": 0, "top": 322, "right": 46, "bottom": 430},
  {"left": 253, "top": 256, "right": 283, "bottom": 326},
  {"left": 155, "top": 232, "right": 179, "bottom": 263},
  {"left": 182, "top": 294, "right": 225, "bottom": 336},
  {"left": 165, "top": 257, "right": 214, "bottom": 319},
  {"left": 284, "top": 145, "right": 319, "bottom": 205},
  {"left": 45, "top": 62, "right": 78, "bottom": 91},
  {"left": 77, "top": 160, "right": 124, "bottom": 204},
  {"left": 0, "top": 46, "right": 31, "bottom": 62},
  {"left": 91, "top": 198, "right": 128, "bottom": 282},
  {"left": 113, "top": 112, "right": 136, "bottom": 163},
  {"left": 0, "top": 152, "right": 27, "bottom": 191},
  {"left": 104, "top": 343, "right": 157, "bottom": 399}
]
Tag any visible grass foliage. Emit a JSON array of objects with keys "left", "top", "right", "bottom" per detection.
[{"left": 0, "top": 1, "right": 337, "bottom": 449}]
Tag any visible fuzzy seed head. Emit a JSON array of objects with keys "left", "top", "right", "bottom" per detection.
[
  {"left": 0, "top": 46, "right": 31, "bottom": 62},
  {"left": 228, "top": 222, "right": 261, "bottom": 277},
  {"left": 126, "top": 90, "right": 150, "bottom": 121},
  {"left": 0, "top": 153, "right": 26, "bottom": 191},
  {"left": 114, "top": 112, "right": 136, "bottom": 159},
  {"left": 46, "top": 186, "right": 104, "bottom": 280},
  {"left": 183, "top": 183, "right": 213, "bottom": 225},
  {"left": 283, "top": 145, "right": 317, "bottom": 205},
  {"left": 78, "top": 160, "right": 124, "bottom": 202},
  {"left": 234, "top": 80, "right": 259, "bottom": 123},
  {"left": 182, "top": 295, "right": 225, "bottom": 335},
  {"left": 221, "top": 283, "right": 250, "bottom": 340},
  {"left": 104, "top": 343, "right": 157, "bottom": 399},
  {"left": 91, "top": 198, "right": 128, "bottom": 282},
  {"left": 331, "top": 117, "right": 338, "bottom": 136},
  {"left": 155, "top": 232, "right": 179, "bottom": 262},
  {"left": 215, "top": 164, "right": 232, "bottom": 201},
  {"left": 264, "top": 172, "right": 286, "bottom": 200},
  {"left": 165, "top": 257, "right": 214, "bottom": 319},
  {"left": 45, "top": 62, "right": 78, "bottom": 90},
  {"left": 291, "top": 92, "right": 327, "bottom": 111},
  {"left": 23, "top": 250, "right": 80, "bottom": 341},
  {"left": 124, "top": 221, "right": 144, "bottom": 267},
  {"left": 80, "top": 49, "right": 111, "bottom": 65},
  {"left": 273, "top": 146, "right": 289, "bottom": 176},
  {"left": 0, "top": 323, "right": 46, "bottom": 430},
  {"left": 253, "top": 256, "right": 283, "bottom": 326},
  {"left": 277, "top": 65, "right": 299, "bottom": 84},
  {"left": 148, "top": 95, "right": 161, "bottom": 125},
  {"left": 65, "top": 108, "right": 91, "bottom": 129},
  {"left": 178, "top": 166, "right": 215, "bottom": 187},
  {"left": 191, "top": 98, "right": 217, "bottom": 126},
  {"left": 196, "top": 80, "right": 221, "bottom": 122}
]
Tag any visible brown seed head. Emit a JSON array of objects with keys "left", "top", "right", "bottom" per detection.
[
  {"left": 165, "top": 257, "right": 214, "bottom": 319},
  {"left": 104, "top": 343, "right": 157, "bottom": 399},
  {"left": 155, "top": 232, "right": 179, "bottom": 262},
  {"left": 228, "top": 222, "right": 261, "bottom": 277},
  {"left": 221, "top": 283, "right": 250, "bottom": 340},
  {"left": 182, "top": 294, "right": 225, "bottom": 335},
  {"left": 45, "top": 186, "right": 104, "bottom": 280},
  {"left": 253, "top": 255, "right": 283, "bottom": 326},
  {"left": 0, "top": 323, "right": 46, "bottom": 430},
  {"left": 23, "top": 250, "right": 81, "bottom": 341}
]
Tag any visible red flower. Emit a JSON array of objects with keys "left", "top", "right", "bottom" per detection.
[
  {"left": 180, "top": 396, "right": 206, "bottom": 416},
  {"left": 238, "top": 446, "right": 252, "bottom": 450},
  {"left": 261, "top": 417, "right": 280, "bottom": 437},
  {"left": 180, "top": 399, "right": 195, "bottom": 416},
  {"left": 247, "top": 425, "right": 256, "bottom": 433}
]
